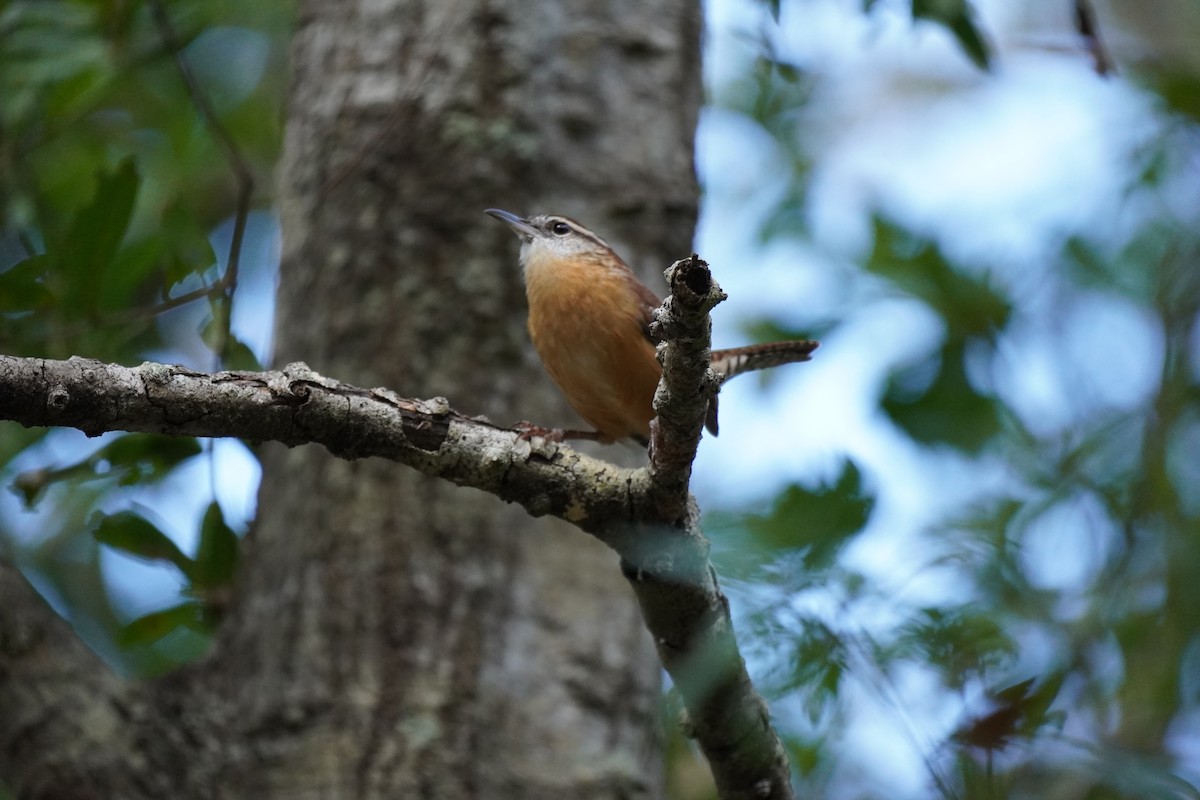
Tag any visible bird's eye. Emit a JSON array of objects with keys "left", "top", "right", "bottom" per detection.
[{"left": 550, "top": 221, "right": 571, "bottom": 236}]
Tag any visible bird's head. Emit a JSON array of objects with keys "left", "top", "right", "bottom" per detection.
[{"left": 485, "top": 209, "right": 621, "bottom": 275}]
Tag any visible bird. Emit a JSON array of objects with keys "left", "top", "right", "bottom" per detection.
[{"left": 486, "top": 208, "right": 819, "bottom": 445}]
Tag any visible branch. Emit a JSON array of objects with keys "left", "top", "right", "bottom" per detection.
[
  {"left": 0, "top": 261, "right": 795, "bottom": 798},
  {"left": 150, "top": 0, "right": 254, "bottom": 362},
  {"left": 627, "top": 257, "right": 793, "bottom": 800},
  {"left": 647, "top": 255, "right": 726, "bottom": 523},
  {"left": 0, "top": 356, "right": 634, "bottom": 534},
  {"left": 1074, "top": 0, "right": 1115, "bottom": 77}
]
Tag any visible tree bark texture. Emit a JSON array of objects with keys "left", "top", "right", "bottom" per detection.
[
  {"left": 212, "top": 1, "right": 701, "bottom": 798},
  {"left": 0, "top": 2, "right": 703, "bottom": 798}
]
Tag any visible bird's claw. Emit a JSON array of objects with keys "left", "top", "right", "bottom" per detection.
[{"left": 512, "top": 421, "right": 566, "bottom": 443}]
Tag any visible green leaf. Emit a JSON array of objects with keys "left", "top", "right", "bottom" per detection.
[
  {"left": 94, "top": 434, "right": 202, "bottom": 484},
  {"left": 1142, "top": 69, "right": 1200, "bottom": 123},
  {"left": 944, "top": 9, "right": 992, "bottom": 71},
  {"left": 785, "top": 735, "right": 827, "bottom": 777},
  {"left": 897, "top": 607, "right": 1014, "bottom": 687},
  {"left": 200, "top": 298, "right": 229, "bottom": 345},
  {"left": 10, "top": 436, "right": 199, "bottom": 508},
  {"left": 58, "top": 156, "right": 141, "bottom": 314},
  {"left": 104, "top": 237, "right": 166, "bottom": 305},
  {"left": 911, "top": 0, "right": 992, "bottom": 71},
  {"left": 94, "top": 510, "right": 193, "bottom": 574},
  {"left": 44, "top": 62, "right": 112, "bottom": 122},
  {"left": 192, "top": 501, "right": 239, "bottom": 588},
  {"left": 200, "top": 307, "right": 262, "bottom": 370},
  {"left": 1019, "top": 672, "right": 1067, "bottom": 735},
  {"left": 118, "top": 602, "right": 212, "bottom": 647},
  {"left": 866, "top": 217, "right": 1011, "bottom": 339},
  {"left": 759, "top": 179, "right": 811, "bottom": 243},
  {"left": 868, "top": 219, "right": 1009, "bottom": 453},
  {"left": 10, "top": 458, "right": 111, "bottom": 508},
  {"left": 222, "top": 336, "right": 263, "bottom": 371},
  {"left": 11, "top": 466, "right": 55, "bottom": 509},
  {"left": 745, "top": 461, "right": 874, "bottom": 570},
  {"left": 0, "top": 254, "right": 54, "bottom": 312},
  {"left": 882, "top": 340, "right": 1001, "bottom": 453},
  {"left": 786, "top": 620, "right": 846, "bottom": 720},
  {"left": 161, "top": 202, "right": 219, "bottom": 287},
  {"left": 93, "top": 435, "right": 201, "bottom": 487}
]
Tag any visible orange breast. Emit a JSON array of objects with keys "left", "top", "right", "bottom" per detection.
[{"left": 524, "top": 257, "right": 660, "bottom": 442}]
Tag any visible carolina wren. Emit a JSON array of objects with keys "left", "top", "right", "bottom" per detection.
[{"left": 486, "top": 209, "right": 819, "bottom": 444}]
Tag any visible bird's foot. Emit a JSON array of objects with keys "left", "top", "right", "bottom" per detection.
[{"left": 511, "top": 421, "right": 604, "bottom": 443}]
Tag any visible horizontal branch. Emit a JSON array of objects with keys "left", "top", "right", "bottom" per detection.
[
  {"left": 0, "top": 355, "right": 639, "bottom": 534},
  {"left": 0, "top": 331, "right": 793, "bottom": 800}
]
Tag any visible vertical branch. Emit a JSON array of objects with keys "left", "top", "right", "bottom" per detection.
[
  {"left": 622, "top": 254, "right": 793, "bottom": 799},
  {"left": 646, "top": 255, "right": 726, "bottom": 524}
]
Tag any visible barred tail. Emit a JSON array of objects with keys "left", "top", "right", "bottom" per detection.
[{"left": 710, "top": 340, "right": 819, "bottom": 384}]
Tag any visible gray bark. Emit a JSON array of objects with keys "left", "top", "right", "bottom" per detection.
[
  {"left": 225, "top": 0, "right": 700, "bottom": 797},
  {"left": 0, "top": 0, "right": 708, "bottom": 798}
]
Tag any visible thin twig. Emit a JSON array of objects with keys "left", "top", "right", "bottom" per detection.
[
  {"left": 844, "top": 629, "right": 961, "bottom": 800},
  {"left": 57, "top": 273, "right": 234, "bottom": 342},
  {"left": 148, "top": 0, "right": 255, "bottom": 364},
  {"left": 1074, "top": 0, "right": 1115, "bottom": 77}
]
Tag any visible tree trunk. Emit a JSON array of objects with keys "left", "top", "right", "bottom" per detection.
[
  {"left": 208, "top": 1, "right": 701, "bottom": 797},
  {"left": 0, "top": 1, "right": 701, "bottom": 796}
]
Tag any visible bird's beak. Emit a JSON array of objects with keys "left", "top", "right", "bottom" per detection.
[{"left": 485, "top": 208, "right": 539, "bottom": 240}]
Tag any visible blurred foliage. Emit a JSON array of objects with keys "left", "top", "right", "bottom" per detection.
[
  {"left": 711, "top": 46, "right": 816, "bottom": 241},
  {"left": 867, "top": 0, "right": 993, "bottom": 70},
  {"left": 702, "top": 2, "right": 1200, "bottom": 799},
  {"left": 3, "top": 2, "right": 1200, "bottom": 798},
  {"left": 710, "top": 460, "right": 874, "bottom": 577},
  {"left": 951, "top": 673, "right": 1067, "bottom": 751},
  {"left": 867, "top": 217, "right": 1010, "bottom": 451},
  {"left": 1140, "top": 70, "right": 1200, "bottom": 124},
  {"left": 0, "top": 0, "right": 291, "bottom": 674},
  {"left": 12, "top": 433, "right": 200, "bottom": 507},
  {"left": 767, "top": 0, "right": 995, "bottom": 71},
  {"left": 864, "top": 217, "right": 1011, "bottom": 338},
  {"left": 92, "top": 501, "right": 234, "bottom": 655},
  {"left": 906, "top": 0, "right": 991, "bottom": 71},
  {"left": 882, "top": 338, "right": 1003, "bottom": 453}
]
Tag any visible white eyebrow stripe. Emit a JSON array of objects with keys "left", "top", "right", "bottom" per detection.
[{"left": 534, "top": 215, "right": 611, "bottom": 250}]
